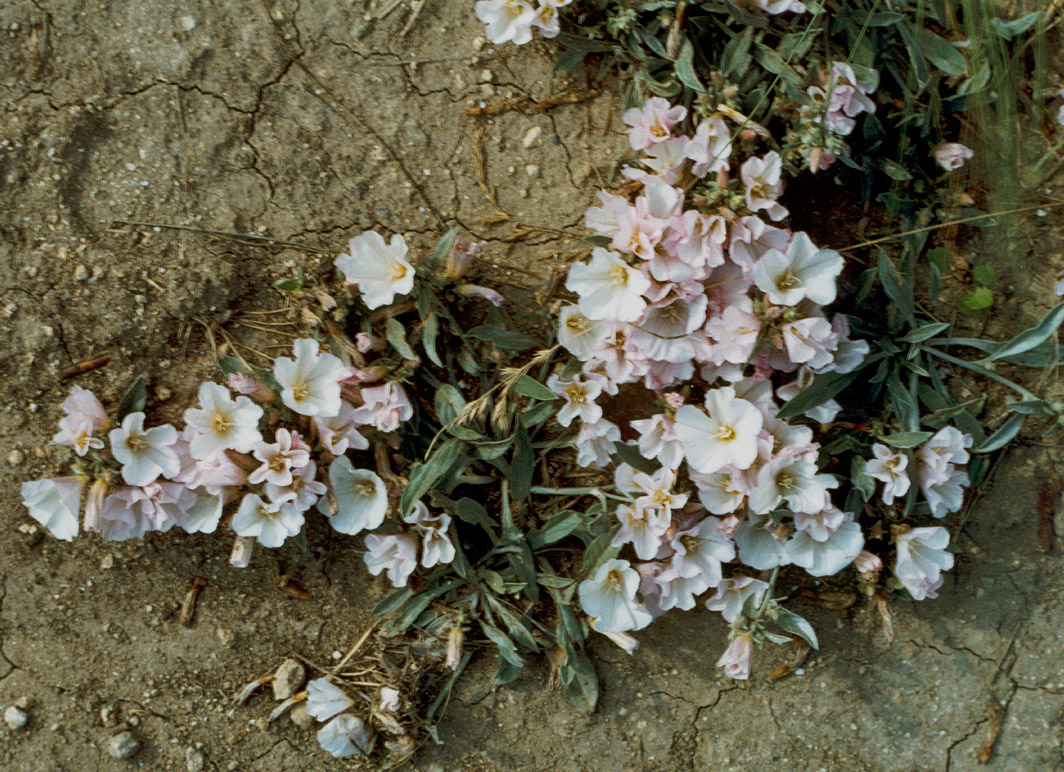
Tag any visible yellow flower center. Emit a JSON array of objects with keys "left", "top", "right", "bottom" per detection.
[
  {"left": 565, "top": 384, "right": 587, "bottom": 405},
  {"left": 775, "top": 270, "right": 800, "bottom": 291},
  {"left": 716, "top": 425, "right": 736, "bottom": 442},
  {"left": 212, "top": 413, "right": 232, "bottom": 435},
  {"left": 126, "top": 434, "right": 148, "bottom": 452},
  {"left": 610, "top": 264, "right": 631, "bottom": 287}
]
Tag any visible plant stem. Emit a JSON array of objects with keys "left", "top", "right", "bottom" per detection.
[{"left": 754, "top": 566, "right": 780, "bottom": 620}]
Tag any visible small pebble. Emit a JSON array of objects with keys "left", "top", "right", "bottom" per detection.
[
  {"left": 271, "top": 659, "right": 305, "bottom": 701},
  {"left": 73, "top": 264, "right": 89, "bottom": 281},
  {"left": 472, "top": 36, "right": 486, "bottom": 52},
  {"left": 479, "top": 69, "right": 493, "bottom": 83},
  {"left": 107, "top": 730, "right": 140, "bottom": 759},
  {"left": 4, "top": 706, "right": 28, "bottom": 730},
  {"left": 7, "top": 449, "right": 24, "bottom": 466},
  {"left": 290, "top": 705, "right": 314, "bottom": 729},
  {"left": 525, "top": 164, "right": 539, "bottom": 177},
  {"left": 186, "top": 747, "right": 205, "bottom": 772},
  {"left": 100, "top": 554, "right": 115, "bottom": 569},
  {"left": 521, "top": 126, "right": 542, "bottom": 148},
  {"left": 154, "top": 386, "right": 172, "bottom": 402}
]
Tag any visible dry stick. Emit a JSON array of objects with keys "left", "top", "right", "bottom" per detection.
[
  {"left": 839, "top": 200, "right": 1064, "bottom": 253},
  {"left": 107, "top": 219, "right": 330, "bottom": 253}
]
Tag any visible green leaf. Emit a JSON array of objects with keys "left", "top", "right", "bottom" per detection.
[
  {"left": 878, "top": 252, "right": 914, "bottom": 326},
  {"left": 511, "top": 374, "right": 558, "bottom": 401},
  {"left": 400, "top": 439, "right": 466, "bottom": 515},
  {"left": 926, "top": 247, "right": 952, "bottom": 272},
  {"left": 914, "top": 27, "right": 969, "bottom": 76},
  {"left": 880, "top": 430, "right": 933, "bottom": 449},
  {"left": 473, "top": 435, "right": 514, "bottom": 460},
  {"left": 673, "top": 36, "right": 705, "bottom": 93},
  {"left": 776, "top": 367, "right": 866, "bottom": 421},
  {"left": 522, "top": 400, "right": 557, "bottom": 429},
  {"left": 581, "top": 525, "right": 621, "bottom": 573},
  {"left": 455, "top": 497, "right": 498, "bottom": 540},
  {"left": 216, "top": 356, "right": 244, "bottom": 375},
  {"left": 720, "top": 25, "right": 754, "bottom": 77},
  {"left": 850, "top": 457, "right": 876, "bottom": 502},
  {"left": 899, "top": 322, "right": 950, "bottom": 343},
  {"left": 115, "top": 375, "right": 148, "bottom": 420},
  {"left": 373, "top": 587, "right": 415, "bottom": 617},
  {"left": 466, "top": 325, "right": 539, "bottom": 351},
  {"left": 989, "top": 11, "right": 1040, "bottom": 40},
  {"left": 973, "top": 414, "right": 1025, "bottom": 453},
  {"left": 611, "top": 441, "right": 658, "bottom": 474},
  {"left": 775, "top": 608, "right": 819, "bottom": 650},
  {"left": 984, "top": 301, "right": 1064, "bottom": 363},
  {"left": 388, "top": 580, "right": 459, "bottom": 632},
  {"left": 510, "top": 420, "right": 534, "bottom": 502},
  {"left": 582, "top": 235, "right": 613, "bottom": 248},
  {"left": 886, "top": 372, "right": 919, "bottom": 433},
  {"left": 422, "top": 313, "right": 443, "bottom": 367},
  {"left": 483, "top": 623, "right": 525, "bottom": 668},
  {"left": 1006, "top": 399, "right": 1046, "bottom": 415},
  {"left": 435, "top": 384, "right": 466, "bottom": 424},
  {"left": 274, "top": 278, "right": 302, "bottom": 291},
  {"left": 958, "top": 287, "right": 993, "bottom": 311},
  {"left": 384, "top": 317, "right": 420, "bottom": 362},
  {"left": 425, "top": 226, "right": 460, "bottom": 273},
  {"left": 561, "top": 648, "right": 599, "bottom": 713},
  {"left": 971, "top": 265, "right": 997, "bottom": 285},
  {"left": 528, "top": 511, "right": 584, "bottom": 549},
  {"left": 880, "top": 159, "right": 913, "bottom": 181}
]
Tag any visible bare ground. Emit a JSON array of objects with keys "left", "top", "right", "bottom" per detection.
[{"left": 2, "top": 2, "right": 1064, "bottom": 771}]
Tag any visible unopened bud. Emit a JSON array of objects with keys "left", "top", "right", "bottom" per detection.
[
  {"left": 809, "top": 146, "right": 824, "bottom": 173},
  {"left": 301, "top": 308, "right": 322, "bottom": 327},
  {"left": 228, "top": 373, "right": 275, "bottom": 402},
  {"left": 739, "top": 128, "right": 757, "bottom": 142},
  {"left": 355, "top": 332, "right": 387, "bottom": 353},
  {"left": 230, "top": 535, "right": 256, "bottom": 568},
  {"left": 455, "top": 284, "right": 505, "bottom": 306},
  {"left": 446, "top": 626, "right": 464, "bottom": 670},
  {"left": 84, "top": 479, "right": 109, "bottom": 532},
  {"left": 315, "top": 290, "right": 338, "bottom": 312},
  {"left": 854, "top": 550, "right": 883, "bottom": 583},
  {"left": 444, "top": 236, "right": 486, "bottom": 280}
]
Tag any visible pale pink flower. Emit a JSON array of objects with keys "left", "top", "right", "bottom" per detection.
[
  {"left": 313, "top": 402, "right": 369, "bottom": 456},
  {"left": 249, "top": 428, "right": 310, "bottom": 488},
  {"left": 52, "top": 386, "right": 109, "bottom": 456},
  {"left": 547, "top": 373, "right": 603, "bottom": 427},
  {"left": 266, "top": 459, "right": 326, "bottom": 512},
  {"left": 322, "top": 457, "right": 388, "bottom": 535},
  {"left": 753, "top": 232, "right": 844, "bottom": 307},
  {"left": 623, "top": 97, "right": 688, "bottom": 151},
  {"left": 612, "top": 503, "right": 670, "bottom": 560},
  {"left": 674, "top": 387, "right": 764, "bottom": 474},
  {"left": 932, "top": 142, "right": 973, "bottom": 172},
  {"left": 578, "top": 558, "right": 653, "bottom": 633},
  {"left": 231, "top": 493, "right": 304, "bottom": 548},
  {"left": 306, "top": 678, "right": 354, "bottom": 721},
  {"left": 865, "top": 443, "right": 910, "bottom": 505},
  {"left": 96, "top": 483, "right": 187, "bottom": 541},
  {"left": 684, "top": 116, "right": 732, "bottom": 176},
  {"left": 354, "top": 333, "right": 386, "bottom": 353},
  {"left": 574, "top": 419, "right": 621, "bottom": 468},
  {"left": 455, "top": 284, "right": 505, "bottom": 306},
  {"left": 749, "top": 455, "right": 838, "bottom": 514},
  {"left": 667, "top": 516, "right": 735, "bottom": 587},
  {"left": 854, "top": 550, "right": 883, "bottom": 582},
  {"left": 557, "top": 305, "right": 611, "bottom": 361},
  {"left": 227, "top": 372, "right": 273, "bottom": 401},
  {"left": 782, "top": 317, "right": 838, "bottom": 369},
  {"left": 475, "top": 0, "right": 537, "bottom": 45},
  {"left": 788, "top": 514, "right": 864, "bottom": 577},
  {"left": 183, "top": 381, "right": 263, "bottom": 458},
  {"left": 364, "top": 533, "right": 419, "bottom": 587},
  {"left": 894, "top": 526, "right": 954, "bottom": 600},
  {"left": 741, "top": 151, "right": 788, "bottom": 221},
  {"left": 630, "top": 413, "right": 684, "bottom": 469},
  {"left": 705, "top": 577, "right": 768, "bottom": 622},
  {"left": 716, "top": 634, "right": 753, "bottom": 680},
  {"left": 350, "top": 382, "right": 413, "bottom": 433},
  {"left": 705, "top": 306, "right": 762, "bottom": 366}
]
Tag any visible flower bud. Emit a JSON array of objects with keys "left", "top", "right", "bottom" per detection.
[
  {"left": 230, "top": 535, "right": 256, "bottom": 568},
  {"left": 454, "top": 284, "right": 505, "bottom": 307},
  {"left": 315, "top": 290, "right": 338, "bottom": 312},
  {"left": 854, "top": 550, "right": 883, "bottom": 583},
  {"left": 228, "top": 373, "right": 275, "bottom": 402},
  {"left": 444, "top": 236, "right": 486, "bottom": 280},
  {"left": 355, "top": 332, "right": 387, "bottom": 353},
  {"left": 83, "top": 478, "right": 109, "bottom": 532},
  {"left": 446, "top": 626, "right": 464, "bottom": 670}
]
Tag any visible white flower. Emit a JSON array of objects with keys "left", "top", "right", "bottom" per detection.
[
  {"left": 546, "top": 374, "right": 603, "bottom": 427},
  {"left": 741, "top": 151, "right": 787, "bottom": 221},
  {"left": 690, "top": 467, "right": 749, "bottom": 514},
  {"left": 20, "top": 477, "right": 83, "bottom": 541},
  {"left": 557, "top": 305, "right": 610, "bottom": 360},
  {"left": 752, "top": 232, "right": 844, "bottom": 306},
  {"left": 630, "top": 413, "right": 684, "bottom": 469},
  {"left": 622, "top": 97, "right": 687, "bottom": 151},
  {"left": 273, "top": 338, "right": 347, "bottom": 418},
  {"left": 231, "top": 493, "right": 304, "bottom": 548},
  {"left": 266, "top": 459, "right": 327, "bottom": 512},
  {"left": 611, "top": 503, "right": 670, "bottom": 560},
  {"left": 183, "top": 381, "right": 263, "bottom": 458},
  {"left": 894, "top": 526, "right": 954, "bottom": 600},
  {"left": 733, "top": 515, "right": 792, "bottom": 570},
  {"left": 674, "top": 387, "right": 764, "bottom": 474},
  {"left": 920, "top": 427, "right": 972, "bottom": 468},
  {"left": 306, "top": 678, "right": 355, "bottom": 722},
  {"left": 95, "top": 483, "right": 183, "bottom": 541},
  {"left": 176, "top": 492, "right": 225, "bottom": 534},
  {"left": 629, "top": 294, "right": 708, "bottom": 363},
  {"left": 787, "top": 515, "right": 864, "bottom": 577},
  {"left": 748, "top": 455, "right": 838, "bottom": 515},
  {"left": 335, "top": 231, "right": 415, "bottom": 309},
  {"left": 684, "top": 116, "right": 733, "bottom": 176},
  {"left": 716, "top": 634, "right": 753, "bottom": 680},
  {"left": 921, "top": 467, "right": 969, "bottom": 518},
  {"left": 321, "top": 457, "right": 388, "bottom": 535},
  {"left": 474, "top": 0, "right": 537, "bottom": 45},
  {"left": 53, "top": 386, "right": 109, "bottom": 456},
  {"left": 378, "top": 688, "right": 401, "bottom": 713},
  {"left": 654, "top": 569, "right": 713, "bottom": 611},
  {"left": 667, "top": 516, "right": 735, "bottom": 586},
  {"left": 578, "top": 558, "right": 653, "bottom": 634},
  {"left": 364, "top": 533, "right": 419, "bottom": 587},
  {"left": 317, "top": 714, "right": 372, "bottom": 758},
  {"left": 565, "top": 248, "right": 651, "bottom": 323},
  {"left": 705, "top": 577, "right": 768, "bottom": 623},
  {"left": 932, "top": 142, "right": 973, "bottom": 172},
  {"left": 574, "top": 419, "right": 621, "bottom": 468},
  {"left": 249, "top": 428, "right": 310, "bottom": 488},
  {"left": 705, "top": 306, "right": 761, "bottom": 366},
  {"left": 631, "top": 466, "right": 688, "bottom": 517},
  {"left": 865, "top": 443, "right": 910, "bottom": 505},
  {"left": 405, "top": 502, "right": 457, "bottom": 568},
  {"left": 781, "top": 317, "right": 838, "bottom": 370},
  {"left": 109, "top": 412, "right": 181, "bottom": 486}
]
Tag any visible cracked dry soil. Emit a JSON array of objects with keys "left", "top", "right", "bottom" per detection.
[{"left": 2, "top": 2, "right": 1064, "bottom": 771}]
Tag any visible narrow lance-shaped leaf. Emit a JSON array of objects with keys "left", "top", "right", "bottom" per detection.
[
  {"left": 984, "top": 301, "right": 1064, "bottom": 363},
  {"left": 974, "top": 414, "right": 1026, "bottom": 453},
  {"left": 775, "top": 607, "right": 819, "bottom": 650},
  {"left": 400, "top": 439, "right": 466, "bottom": 515}
]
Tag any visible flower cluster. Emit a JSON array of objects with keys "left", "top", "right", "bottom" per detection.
[
  {"left": 793, "top": 62, "right": 879, "bottom": 171},
  {"left": 558, "top": 97, "right": 973, "bottom": 679},
  {"left": 21, "top": 233, "right": 458, "bottom": 585},
  {"left": 475, "top": 0, "right": 571, "bottom": 45}
]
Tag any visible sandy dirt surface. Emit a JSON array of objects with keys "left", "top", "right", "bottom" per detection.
[{"left": 2, "top": 2, "right": 1064, "bottom": 771}]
